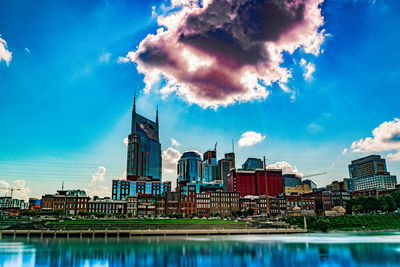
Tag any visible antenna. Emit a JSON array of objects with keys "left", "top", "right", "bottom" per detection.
[
  {"left": 215, "top": 142, "right": 217, "bottom": 151},
  {"left": 232, "top": 139, "right": 234, "bottom": 153},
  {"left": 62, "top": 181, "right": 64, "bottom": 191}
]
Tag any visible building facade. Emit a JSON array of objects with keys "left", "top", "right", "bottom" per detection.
[
  {"left": 41, "top": 190, "right": 89, "bottom": 215},
  {"left": 177, "top": 151, "right": 204, "bottom": 183},
  {"left": 228, "top": 169, "right": 283, "bottom": 197},
  {"left": 349, "top": 155, "right": 388, "bottom": 178},
  {"left": 241, "top": 158, "right": 263, "bottom": 171},
  {"left": 284, "top": 184, "right": 313, "bottom": 195},
  {"left": 88, "top": 197, "right": 127, "bottom": 215},
  {"left": 112, "top": 179, "right": 171, "bottom": 200},
  {"left": 126, "top": 96, "right": 161, "bottom": 181}
]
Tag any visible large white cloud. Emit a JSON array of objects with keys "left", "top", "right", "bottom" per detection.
[
  {"left": 0, "top": 36, "right": 12, "bottom": 65},
  {"left": 162, "top": 147, "right": 182, "bottom": 188},
  {"left": 350, "top": 118, "right": 400, "bottom": 161},
  {"left": 0, "top": 180, "right": 30, "bottom": 201},
  {"left": 121, "top": 0, "right": 326, "bottom": 108},
  {"left": 86, "top": 166, "right": 111, "bottom": 198},
  {"left": 238, "top": 131, "right": 266, "bottom": 147},
  {"left": 266, "top": 161, "right": 304, "bottom": 177}
]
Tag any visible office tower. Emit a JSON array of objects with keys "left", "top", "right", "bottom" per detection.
[
  {"left": 126, "top": 96, "right": 162, "bottom": 181},
  {"left": 241, "top": 158, "right": 263, "bottom": 171},
  {"left": 348, "top": 155, "right": 397, "bottom": 190},
  {"left": 219, "top": 152, "right": 235, "bottom": 191},
  {"left": 177, "top": 151, "right": 204, "bottom": 183},
  {"left": 348, "top": 155, "right": 388, "bottom": 178},
  {"left": 203, "top": 147, "right": 219, "bottom": 182}
]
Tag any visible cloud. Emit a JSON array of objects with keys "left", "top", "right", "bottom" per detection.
[
  {"left": 162, "top": 147, "right": 181, "bottom": 188},
  {"left": 121, "top": 0, "right": 326, "bottom": 108},
  {"left": 351, "top": 118, "right": 400, "bottom": 161},
  {"left": 0, "top": 36, "right": 12, "bottom": 65},
  {"left": 307, "top": 122, "right": 323, "bottom": 133},
  {"left": 86, "top": 166, "right": 111, "bottom": 198},
  {"left": 342, "top": 148, "right": 348, "bottom": 155},
  {"left": 238, "top": 131, "right": 266, "bottom": 147},
  {"left": 170, "top": 137, "right": 181, "bottom": 147},
  {"left": 99, "top": 51, "right": 111, "bottom": 63},
  {"left": 90, "top": 166, "right": 106, "bottom": 186},
  {"left": 266, "top": 161, "right": 304, "bottom": 178},
  {"left": 123, "top": 137, "right": 129, "bottom": 146},
  {"left": 300, "top": 58, "right": 315, "bottom": 80},
  {"left": 0, "top": 180, "right": 30, "bottom": 201}
]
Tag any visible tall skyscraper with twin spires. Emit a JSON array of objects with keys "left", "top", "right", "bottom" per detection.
[{"left": 126, "top": 95, "right": 162, "bottom": 181}]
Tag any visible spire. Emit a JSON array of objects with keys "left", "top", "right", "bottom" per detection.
[
  {"left": 156, "top": 105, "right": 159, "bottom": 124},
  {"left": 133, "top": 91, "right": 136, "bottom": 113},
  {"left": 131, "top": 91, "right": 137, "bottom": 134}
]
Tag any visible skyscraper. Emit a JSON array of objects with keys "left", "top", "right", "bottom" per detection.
[
  {"left": 126, "top": 96, "right": 162, "bottom": 181},
  {"left": 348, "top": 155, "right": 397, "bottom": 191},
  {"left": 241, "top": 158, "right": 263, "bottom": 171},
  {"left": 348, "top": 155, "right": 388, "bottom": 178},
  {"left": 177, "top": 151, "right": 204, "bottom": 183}
]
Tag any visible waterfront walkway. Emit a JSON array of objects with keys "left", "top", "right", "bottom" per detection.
[{"left": 0, "top": 228, "right": 306, "bottom": 240}]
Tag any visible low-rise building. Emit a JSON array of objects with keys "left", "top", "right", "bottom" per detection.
[
  {"left": 240, "top": 196, "right": 260, "bottom": 214},
  {"left": 196, "top": 192, "right": 211, "bottom": 217},
  {"left": 88, "top": 197, "right": 126, "bottom": 215},
  {"left": 303, "top": 191, "right": 333, "bottom": 215},
  {"left": 259, "top": 195, "right": 286, "bottom": 216},
  {"left": 284, "top": 184, "right": 313, "bottom": 195},
  {"left": 41, "top": 190, "right": 89, "bottom": 215},
  {"left": 210, "top": 191, "right": 240, "bottom": 217}
]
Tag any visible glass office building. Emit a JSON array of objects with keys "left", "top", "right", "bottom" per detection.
[{"left": 126, "top": 97, "right": 162, "bottom": 181}]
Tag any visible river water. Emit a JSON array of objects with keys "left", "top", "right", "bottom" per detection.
[{"left": 1, "top": 232, "right": 400, "bottom": 266}]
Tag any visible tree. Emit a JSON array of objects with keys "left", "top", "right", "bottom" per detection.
[
  {"left": 378, "top": 196, "right": 388, "bottom": 212},
  {"left": 365, "top": 196, "right": 379, "bottom": 213},
  {"left": 391, "top": 191, "right": 400, "bottom": 209},
  {"left": 384, "top": 195, "right": 397, "bottom": 212}
]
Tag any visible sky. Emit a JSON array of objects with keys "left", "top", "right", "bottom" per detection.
[{"left": 1, "top": 0, "right": 400, "bottom": 200}]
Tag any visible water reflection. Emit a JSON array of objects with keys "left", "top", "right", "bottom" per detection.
[{"left": 0, "top": 233, "right": 400, "bottom": 267}]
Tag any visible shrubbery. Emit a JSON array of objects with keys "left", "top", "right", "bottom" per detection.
[{"left": 284, "top": 214, "right": 400, "bottom": 232}]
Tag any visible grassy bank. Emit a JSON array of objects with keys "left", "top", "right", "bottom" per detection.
[
  {"left": 46, "top": 219, "right": 247, "bottom": 230},
  {"left": 51, "top": 219, "right": 245, "bottom": 225},
  {"left": 284, "top": 214, "right": 400, "bottom": 232}
]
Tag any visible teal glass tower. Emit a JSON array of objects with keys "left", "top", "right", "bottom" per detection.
[{"left": 126, "top": 96, "right": 162, "bottom": 181}]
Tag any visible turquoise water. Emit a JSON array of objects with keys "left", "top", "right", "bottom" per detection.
[{"left": 1, "top": 233, "right": 400, "bottom": 266}]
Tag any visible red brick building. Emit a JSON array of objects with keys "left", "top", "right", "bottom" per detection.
[{"left": 228, "top": 169, "right": 283, "bottom": 197}]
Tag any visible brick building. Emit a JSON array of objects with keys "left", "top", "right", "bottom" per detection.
[{"left": 228, "top": 169, "right": 283, "bottom": 197}]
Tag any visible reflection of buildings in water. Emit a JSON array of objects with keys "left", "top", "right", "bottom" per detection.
[
  {"left": 7, "top": 237, "right": 400, "bottom": 267},
  {"left": 318, "top": 245, "right": 329, "bottom": 261}
]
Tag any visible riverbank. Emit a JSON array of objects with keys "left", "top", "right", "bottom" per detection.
[
  {"left": 284, "top": 214, "right": 400, "bottom": 232},
  {"left": 0, "top": 228, "right": 307, "bottom": 240}
]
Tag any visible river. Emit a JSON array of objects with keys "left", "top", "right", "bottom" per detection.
[{"left": 1, "top": 232, "right": 400, "bottom": 266}]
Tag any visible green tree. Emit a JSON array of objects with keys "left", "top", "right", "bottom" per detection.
[
  {"left": 391, "top": 191, "right": 400, "bottom": 209},
  {"left": 378, "top": 196, "right": 388, "bottom": 212},
  {"left": 365, "top": 196, "right": 379, "bottom": 213},
  {"left": 384, "top": 195, "right": 397, "bottom": 212}
]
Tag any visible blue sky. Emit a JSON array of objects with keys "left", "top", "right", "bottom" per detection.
[{"left": 1, "top": 0, "right": 400, "bottom": 199}]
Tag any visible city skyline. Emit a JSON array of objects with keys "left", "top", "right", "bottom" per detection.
[{"left": 1, "top": 0, "right": 400, "bottom": 200}]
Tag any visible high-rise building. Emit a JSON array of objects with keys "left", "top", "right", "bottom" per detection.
[
  {"left": 203, "top": 149, "right": 217, "bottom": 164},
  {"left": 203, "top": 148, "right": 219, "bottom": 182},
  {"left": 241, "top": 158, "right": 263, "bottom": 171},
  {"left": 220, "top": 152, "right": 236, "bottom": 191},
  {"left": 177, "top": 151, "right": 204, "bottom": 183},
  {"left": 349, "top": 155, "right": 388, "bottom": 178},
  {"left": 126, "top": 96, "right": 161, "bottom": 181},
  {"left": 348, "top": 155, "right": 397, "bottom": 191},
  {"left": 283, "top": 174, "right": 301, "bottom": 187}
]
